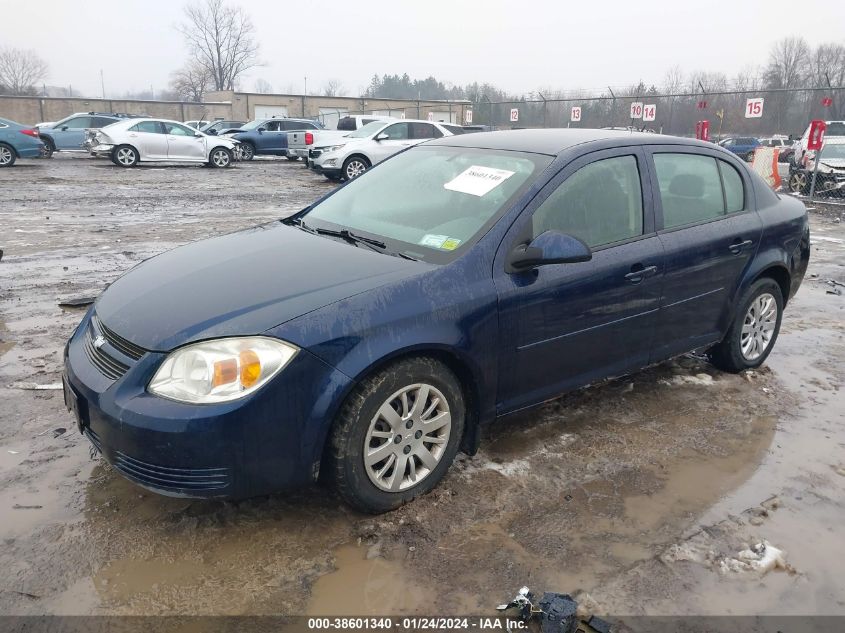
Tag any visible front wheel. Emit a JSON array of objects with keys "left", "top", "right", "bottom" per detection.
[
  {"left": 240, "top": 143, "right": 255, "bottom": 161},
  {"left": 112, "top": 145, "right": 138, "bottom": 167},
  {"left": 788, "top": 172, "right": 809, "bottom": 194},
  {"left": 208, "top": 147, "right": 232, "bottom": 168},
  {"left": 709, "top": 278, "right": 783, "bottom": 373},
  {"left": 329, "top": 357, "right": 465, "bottom": 513},
  {"left": 0, "top": 143, "right": 15, "bottom": 167},
  {"left": 342, "top": 155, "right": 370, "bottom": 181}
]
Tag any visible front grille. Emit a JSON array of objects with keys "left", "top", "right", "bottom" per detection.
[
  {"left": 85, "top": 427, "right": 102, "bottom": 452},
  {"left": 309, "top": 149, "right": 322, "bottom": 159},
  {"left": 84, "top": 328, "right": 129, "bottom": 380},
  {"left": 113, "top": 451, "right": 230, "bottom": 492},
  {"left": 94, "top": 316, "right": 145, "bottom": 360}
]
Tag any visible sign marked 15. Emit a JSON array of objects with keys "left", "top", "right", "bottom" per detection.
[
  {"left": 745, "top": 98, "right": 764, "bottom": 118},
  {"left": 510, "top": 108, "right": 519, "bottom": 122},
  {"left": 630, "top": 102, "right": 644, "bottom": 119},
  {"left": 643, "top": 104, "right": 656, "bottom": 122},
  {"left": 570, "top": 106, "right": 581, "bottom": 122}
]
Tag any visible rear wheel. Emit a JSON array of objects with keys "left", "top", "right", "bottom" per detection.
[
  {"left": 112, "top": 145, "right": 138, "bottom": 167},
  {"left": 41, "top": 138, "right": 55, "bottom": 159},
  {"left": 329, "top": 357, "right": 465, "bottom": 513},
  {"left": 286, "top": 155, "right": 299, "bottom": 161},
  {"left": 240, "top": 142, "right": 255, "bottom": 161},
  {"left": 342, "top": 155, "right": 370, "bottom": 181},
  {"left": 709, "top": 278, "right": 783, "bottom": 373},
  {"left": 208, "top": 147, "right": 232, "bottom": 168},
  {"left": 0, "top": 143, "right": 15, "bottom": 167}
]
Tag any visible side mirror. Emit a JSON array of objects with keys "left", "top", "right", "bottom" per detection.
[
  {"left": 61, "top": 126, "right": 69, "bottom": 131},
  {"left": 375, "top": 132, "right": 389, "bottom": 141},
  {"left": 507, "top": 230, "right": 592, "bottom": 273},
  {"left": 206, "top": 128, "right": 217, "bottom": 135},
  {"left": 194, "top": 132, "right": 203, "bottom": 138},
  {"left": 257, "top": 127, "right": 266, "bottom": 133}
]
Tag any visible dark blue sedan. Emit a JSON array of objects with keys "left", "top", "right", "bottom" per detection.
[
  {"left": 0, "top": 117, "right": 44, "bottom": 166},
  {"left": 63, "top": 129, "right": 810, "bottom": 512}
]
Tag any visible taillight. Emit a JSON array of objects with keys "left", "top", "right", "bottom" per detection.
[
  {"left": 305, "top": 132, "right": 314, "bottom": 146},
  {"left": 20, "top": 129, "right": 39, "bottom": 137}
]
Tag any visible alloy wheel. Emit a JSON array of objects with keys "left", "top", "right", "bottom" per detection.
[
  {"left": 0, "top": 146, "right": 13, "bottom": 165},
  {"left": 116, "top": 147, "right": 136, "bottom": 166},
  {"left": 211, "top": 149, "right": 230, "bottom": 167},
  {"left": 363, "top": 383, "right": 451, "bottom": 492},
  {"left": 740, "top": 293, "right": 777, "bottom": 361},
  {"left": 789, "top": 172, "right": 807, "bottom": 193},
  {"left": 345, "top": 159, "right": 367, "bottom": 179}
]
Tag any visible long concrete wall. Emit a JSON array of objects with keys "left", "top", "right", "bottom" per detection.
[
  {"left": 0, "top": 92, "right": 471, "bottom": 127},
  {"left": 0, "top": 96, "right": 232, "bottom": 126}
]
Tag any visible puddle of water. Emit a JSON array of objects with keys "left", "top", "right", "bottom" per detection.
[{"left": 306, "top": 545, "right": 436, "bottom": 616}]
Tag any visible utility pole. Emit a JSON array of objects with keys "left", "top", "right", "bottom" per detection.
[
  {"left": 100, "top": 69, "right": 105, "bottom": 99},
  {"left": 303, "top": 76, "right": 307, "bottom": 117}
]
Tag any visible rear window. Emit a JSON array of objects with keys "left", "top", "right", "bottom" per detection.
[
  {"left": 443, "top": 125, "right": 466, "bottom": 135},
  {"left": 336, "top": 117, "right": 356, "bottom": 131}
]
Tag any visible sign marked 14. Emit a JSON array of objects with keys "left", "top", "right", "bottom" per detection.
[{"left": 643, "top": 104, "right": 656, "bottom": 122}]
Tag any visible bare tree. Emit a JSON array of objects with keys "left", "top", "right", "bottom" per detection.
[
  {"left": 321, "top": 79, "right": 347, "bottom": 97},
  {"left": 253, "top": 78, "right": 273, "bottom": 93},
  {"left": 178, "top": 0, "right": 260, "bottom": 91},
  {"left": 763, "top": 37, "right": 810, "bottom": 89},
  {"left": 808, "top": 42, "right": 845, "bottom": 88},
  {"left": 169, "top": 61, "right": 213, "bottom": 101},
  {"left": 0, "top": 47, "right": 48, "bottom": 95}
]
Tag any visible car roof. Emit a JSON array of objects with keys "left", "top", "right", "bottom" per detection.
[{"left": 425, "top": 128, "right": 720, "bottom": 156}]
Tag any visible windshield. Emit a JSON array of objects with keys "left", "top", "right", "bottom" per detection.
[
  {"left": 347, "top": 120, "right": 389, "bottom": 139},
  {"left": 825, "top": 122, "right": 845, "bottom": 137},
  {"left": 239, "top": 120, "right": 265, "bottom": 130},
  {"left": 303, "top": 145, "right": 550, "bottom": 263},
  {"left": 820, "top": 143, "right": 845, "bottom": 160}
]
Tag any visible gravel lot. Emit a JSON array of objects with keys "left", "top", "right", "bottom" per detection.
[{"left": 1, "top": 154, "right": 844, "bottom": 619}]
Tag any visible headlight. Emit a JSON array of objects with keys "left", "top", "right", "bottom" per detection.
[
  {"left": 320, "top": 145, "right": 345, "bottom": 153},
  {"left": 148, "top": 337, "right": 298, "bottom": 404}
]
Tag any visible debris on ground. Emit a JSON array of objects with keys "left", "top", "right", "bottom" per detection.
[
  {"left": 12, "top": 504, "right": 44, "bottom": 510},
  {"left": 58, "top": 297, "right": 96, "bottom": 308},
  {"left": 8, "top": 382, "right": 63, "bottom": 391},
  {"left": 52, "top": 427, "right": 67, "bottom": 438},
  {"left": 498, "top": 587, "right": 612, "bottom": 633}
]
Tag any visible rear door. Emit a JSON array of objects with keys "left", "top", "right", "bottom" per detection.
[
  {"left": 163, "top": 122, "right": 207, "bottom": 160},
  {"left": 645, "top": 146, "right": 762, "bottom": 361},
  {"left": 128, "top": 121, "right": 168, "bottom": 159},
  {"left": 494, "top": 147, "right": 664, "bottom": 413}
]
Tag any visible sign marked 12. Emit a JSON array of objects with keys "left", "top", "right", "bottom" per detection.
[
  {"left": 745, "top": 98, "right": 764, "bottom": 118},
  {"left": 510, "top": 108, "right": 519, "bottom": 123}
]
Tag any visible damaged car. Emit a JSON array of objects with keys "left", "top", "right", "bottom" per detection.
[
  {"left": 63, "top": 129, "right": 810, "bottom": 513},
  {"left": 89, "top": 118, "right": 239, "bottom": 167},
  {"left": 788, "top": 137, "right": 845, "bottom": 195}
]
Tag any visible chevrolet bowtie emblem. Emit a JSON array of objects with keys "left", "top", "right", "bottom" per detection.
[{"left": 93, "top": 335, "right": 106, "bottom": 349}]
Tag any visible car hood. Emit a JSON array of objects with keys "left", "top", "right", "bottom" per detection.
[
  {"left": 95, "top": 223, "right": 427, "bottom": 352},
  {"left": 820, "top": 158, "right": 845, "bottom": 170}
]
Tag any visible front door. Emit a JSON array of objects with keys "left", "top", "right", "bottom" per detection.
[
  {"left": 646, "top": 147, "right": 762, "bottom": 361},
  {"left": 368, "top": 122, "right": 413, "bottom": 164},
  {"left": 495, "top": 148, "right": 664, "bottom": 414},
  {"left": 163, "top": 122, "right": 207, "bottom": 160},
  {"left": 52, "top": 115, "right": 93, "bottom": 150},
  {"left": 128, "top": 121, "right": 168, "bottom": 159},
  {"left": 257, "top": 120, "right": 286, "bottom": 153}
]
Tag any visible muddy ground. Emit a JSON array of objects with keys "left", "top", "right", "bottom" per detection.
[{"left": 0, "top": 154, "right": 843, "bottom": 619}]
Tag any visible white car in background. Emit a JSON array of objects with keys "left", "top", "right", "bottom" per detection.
[
  {"left": 89, "top": 118, "right": 239, "bottom": 168},
  {"left": 310, "top": 119, "right": 461, "bottom": 181},
  {"left": 287, "top": 115, "right": 398, "bottom": 163}
]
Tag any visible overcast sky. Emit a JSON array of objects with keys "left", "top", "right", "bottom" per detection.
[{"left": 4, "top": 0, "right": 844, "bottom": 97}]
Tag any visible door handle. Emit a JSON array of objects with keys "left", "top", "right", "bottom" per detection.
[
  {"left": 729, "top": 239, "right": 754, "bottom": 254},
  {"left": 624, "top": 264, "right": 658, "bottom": 283}
]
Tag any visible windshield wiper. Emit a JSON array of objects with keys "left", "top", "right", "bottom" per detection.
[{"left": 289, "top": 218, "right": 417, "bottom": 260}]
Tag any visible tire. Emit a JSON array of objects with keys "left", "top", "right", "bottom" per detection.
[
  {"left": 286, "top": 155, "right": 299, "bottom": 161},
  {"left": 208, "top": 147, "right": 232, "bottom": 168},
  {"left": 329, "top": 357, "right": 465, "bottom": 513},
  {"left": 112, "top": 145, "right": 138, "bottom": 168},
  {"left": 41, "top": 138, "right": 55, "bottom": 159},
  {"left": 342, "top": 155, "right": 370, "bottom": 181},
  {"left": 0, "top": 143, "right": 15, "bottom": 167},
  {"left": 788, "top": 171, "right": 809, "bottom": 194},
  {"left": 326, "top": 174, "right": 341, "bottom": 182},
  {"left": 709, "top": 278, "right": 783, "bottom": 373},
  {"left": 240, "top": 142, "right": 255, "bottom": 161},
  {"left": 745, "top": 151, "right": 755, "bottom": 162}
]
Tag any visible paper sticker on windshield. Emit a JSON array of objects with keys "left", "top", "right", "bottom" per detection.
[
  {"left": 441, "top": 238, "right": 462, "bottom": 250},
  {"left": 444, "top": 165, "right": 515, "bottom": 197},
  {"left": 419, "top": 234, "right": 449, "bottom": 248}
]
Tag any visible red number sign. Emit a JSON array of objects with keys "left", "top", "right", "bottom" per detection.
[
  {"left": 808, "top": 120, "right": 826, "bottom": 151},
  {"left": 630, "top": 102, "right": 643, "bottom": 119},
  {"left": 745, "top": 98, "right": 764, "bottom": 118}
]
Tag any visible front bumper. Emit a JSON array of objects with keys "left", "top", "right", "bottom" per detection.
[{"left": 64, "top": 310, "right": 352, "bottom": 499}]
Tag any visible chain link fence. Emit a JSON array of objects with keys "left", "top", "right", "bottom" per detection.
[{"left": 471, "top": 87, "right": 845, "bottom": 204}]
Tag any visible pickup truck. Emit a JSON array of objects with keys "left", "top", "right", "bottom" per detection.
[{"left": 287, "top": 115, "right": 397, "bottom": 163}]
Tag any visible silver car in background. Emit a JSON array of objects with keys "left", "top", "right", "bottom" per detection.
[{"left": 89, "top": 118, "right": 239, "bottom": 168}]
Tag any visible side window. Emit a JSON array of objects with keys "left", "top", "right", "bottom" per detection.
[
  {"left": 653, "top": 153, "right": 726, "bottom": 228},
  {"left": 62, "top": 117, "right": 93, "bottom": 129},
  {"left": 131, "top": 121, "right": 162, "bottom": 134},
  {"left": 409, "top": 123, "right": 439, "bottom": 139},
  {"left": 381, "top": 123, "right": 409, "bottom": 140},
  {"left": 531, "top": 155, "right": 644, "bottom": 248},
  {"left": 719, "top": 160, "right": 745, "bottom": 213},
  {"left": 262, "top": 120, "right": 279, "bottom": 131},
  {"left": 164, "top": 122, "right": 194, "bottom": 136},
  {"left": 92, "top": 117, "right": 116, "bottom": 127}
]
